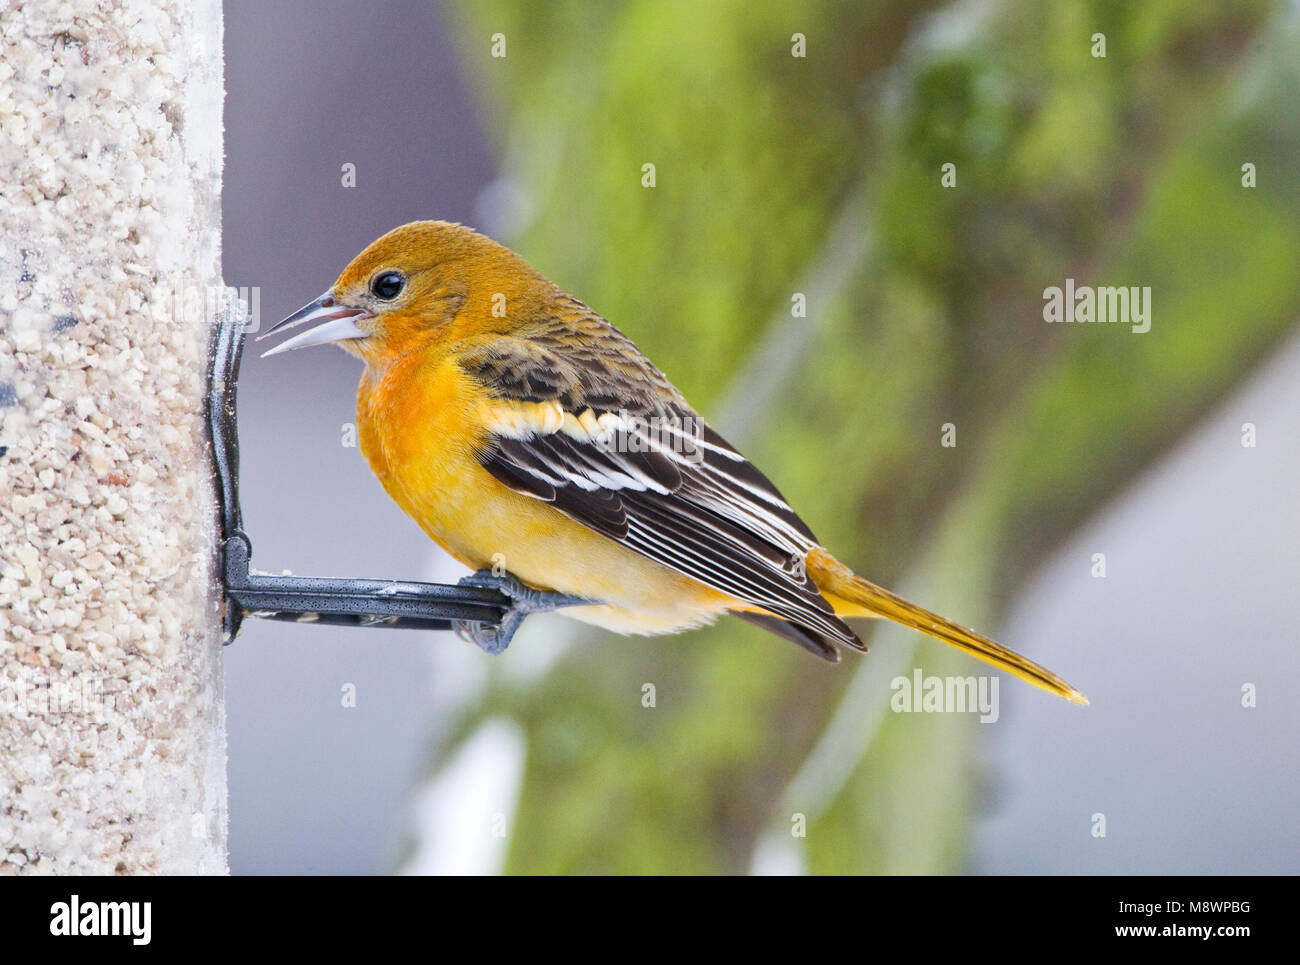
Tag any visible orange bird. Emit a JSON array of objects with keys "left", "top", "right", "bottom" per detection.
[{"left": 262, "top": 221, "right": 1086, "bottom": 704}]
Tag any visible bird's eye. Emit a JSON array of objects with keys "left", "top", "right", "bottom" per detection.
[{"left": 370, "top": 270, "right": 406, "bottom": 300}]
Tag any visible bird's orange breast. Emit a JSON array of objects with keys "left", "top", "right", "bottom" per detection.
[
  {"left": 357, "top": 349, "right": 487, "bottom": 553},
  {"left": 354, "top": 348, "right": 747, "bottom": 636}
]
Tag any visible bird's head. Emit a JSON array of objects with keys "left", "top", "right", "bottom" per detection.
[{"left": 260, "top": 220, "right": 540, "bottom": 368}]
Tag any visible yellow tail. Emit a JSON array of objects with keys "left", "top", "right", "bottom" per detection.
[{"left": 807, "top": 549, "right": 1088, "bottom": 705}]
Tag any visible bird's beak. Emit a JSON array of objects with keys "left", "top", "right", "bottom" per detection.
[{"left": 258, "top": 292, "right": 372, "bottom": 358}]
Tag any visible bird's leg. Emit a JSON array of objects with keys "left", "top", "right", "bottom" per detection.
[{"left": 453, "top": 569, "right": 593, "bottom": 654}]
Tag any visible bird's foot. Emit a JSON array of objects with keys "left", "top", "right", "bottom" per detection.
[{"left": 453, "top": 569, "right": 593, "bottom": 654}]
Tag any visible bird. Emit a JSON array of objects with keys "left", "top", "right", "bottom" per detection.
[{"left": 261, "top": 220, "right": 1086, "bottom": 705}]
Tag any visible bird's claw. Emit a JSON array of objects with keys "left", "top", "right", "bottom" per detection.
[{"left": 453, "top": 568, "right": 593, "bottom": 654}]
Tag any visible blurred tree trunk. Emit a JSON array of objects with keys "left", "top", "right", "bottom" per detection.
[
  {"left": 0, "top": 0, "right": 227, "bottom": 874},
  {"left": 435, "top": 0, "right": 1296, "bottom": 873}
]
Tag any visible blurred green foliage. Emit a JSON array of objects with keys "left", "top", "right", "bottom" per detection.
[{"left": 430, "top": 0, "right": 1298, "bottom": 873}]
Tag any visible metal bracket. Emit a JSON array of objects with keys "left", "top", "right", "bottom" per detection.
[{"left": 207, "top": 299, "right": 511, "bottom": 644}]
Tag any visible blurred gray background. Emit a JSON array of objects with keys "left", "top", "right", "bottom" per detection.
[
  {"left": 974, "top": 334, "right": 1300, "bottom": 875},
  {"left": 222, "top": 0, "right": 494, "bottom": 873},
  {"left": 222, "top": 0, "right": 1299, "bottom": 874}
]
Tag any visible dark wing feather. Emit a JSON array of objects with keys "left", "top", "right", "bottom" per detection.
[
  {"left": 460, "top": 304, "right": 865, "bottom": 652},
  {"left": 734, "top": 612, "right": 842, "bottom": 663}
]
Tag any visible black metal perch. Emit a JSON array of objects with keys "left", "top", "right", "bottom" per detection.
[{"left": 207, "top": 300, "right": 512, "bottom": 644}]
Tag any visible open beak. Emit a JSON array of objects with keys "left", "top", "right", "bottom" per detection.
[{"left": 259, "top": 292, "right": 372, "bottom": 358}]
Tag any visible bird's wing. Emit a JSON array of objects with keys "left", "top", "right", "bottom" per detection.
[{"left": 457, "top": 315, "right": 865, "bottom": 652}]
